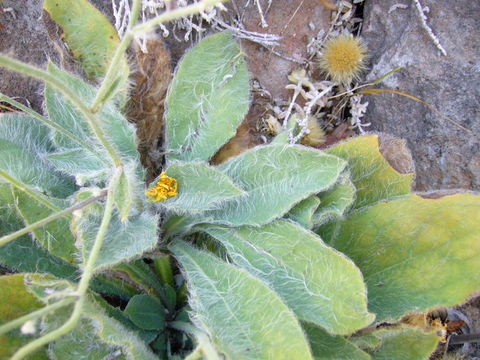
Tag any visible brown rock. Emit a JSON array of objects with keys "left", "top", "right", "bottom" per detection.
[
  {"left": 361, "top": 0, "right": 480, "bottom": 191},
  {"left": 238, "top": 0, "right": 330, "bottom": 100},
  {"left": 0, "top": 0, "right": 59, "bottom": 113}
]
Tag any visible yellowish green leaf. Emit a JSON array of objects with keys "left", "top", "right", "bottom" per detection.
[{"left": 329, "top": 193, "right": 480, "bottom": 321}]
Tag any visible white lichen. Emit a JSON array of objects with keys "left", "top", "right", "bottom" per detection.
[{"left": 413, "top": 0, "right": 447, "bottom": 56}]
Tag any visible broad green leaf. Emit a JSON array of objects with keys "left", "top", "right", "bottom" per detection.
[
  {"left": 13, "top": 188, "right": 76, "bottom": 263},
  {"left": 0, "top": 184, "right": 78, "bottom": 279},
  {"left": 364, "top": 327, "right": 439, "bottom": 360},
  {"left": 92, "top": 294, "right": 157, "bottom": 344},
  {"left": 45, "top": 63, "right": 137, "bottom": 162},
  {"left": 202, "top": 220, "right": 374, "bottom": 335},
  {"left": 0, "top": 274, "right": 49, "bottom": 360},
  {"left": 28, "top": 276, "right": 157, "bottom": 360},
  {"left": 205, "top": 144, "right": 346, "bottom": 226},
  {"left": 0, "top": 236, "right": 78, "bottom": 280},
  {"left": 329, "top": 193, "right": 480, "bottom": 321},
  {"left": 303, "top": 323, "right": 371, "bottom": 360},
  {"left": 325, "top": 135, "right": 413, "bottom": 209},
  {"left": 43, "top": 0, "right": 127, "bottom": 81},
  {"left": 165, "top": 31, "right": 250, "bottom": 162},
  {"left": 46, "top": 149, "right": 105, "bottom": 178},
  {"left": 170, "top": 240, "right": 313, "bottom": 360},
  {"left": 0, "top": 114, "right": 75, "bottom": 197},
  {"left": 49, "top": 316, "right": 125, "bottom": 360},
  {"left": 111, "top": 167, "right": 133, "bottom": 221},
  {"left": 313, "top": 175, "right": 355, "bottom": 227},
  {"left": 161, "top": 162, "right": 245, "bottom": 212},
  {"left": 0, "top": 113, "right": 53, "bottom": 153},
  {"left": 124, "top": 294, "right": 165, "bottom": 331},
  {"left": 286, "top": 196, "right": 320, "bottom": 229},
  {"left": 76, "top": 209, "right": 159, "bottom": 272},
  {"left": 83, "top": 295, "right": 158, "bottom": 360}
]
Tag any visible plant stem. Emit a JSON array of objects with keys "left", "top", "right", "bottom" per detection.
[
  {"left": 0, "top": 298, "right": 75, "bottom": 336},
  {"left": 0, "top": 169, "right": 61, "bottom": 213},
  {"left": 128, "top": 0, "right": 142, "bottom": 29},
  {"left": 0, "top": 93, "right": 108, "bottom": 164},
  {"left": 0, "top": 190, "right": 107, "bottom": 247},
  {"left": 10, "top": 297, "right": 85, "bottom": 360},
  {"left": 89, "top": 32, "right": 133, "bottom": 113},
  {"left": 10, "top": 184, "right": 115, "bottom": 360},
  {"left": 132, "top": 0, "right": 224, "bottom": 34},
  {"left": 0, "top": 54, "right": 123, "bottom": 166},
  {"left": 89, "top": 0, "right": 140, "bottom": 113}
]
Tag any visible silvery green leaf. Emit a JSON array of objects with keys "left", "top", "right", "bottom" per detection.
[
  {"left": 171, "top": 240, "right": 313, "bottom": 360},
  {"left": 165, "top": 31, "right": 250, "bottom": 163}
]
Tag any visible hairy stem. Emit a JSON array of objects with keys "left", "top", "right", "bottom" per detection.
[
  {"left": 10, "top": 182, "right": 115, "bottom": 360},
  {"left": 0, "top": 54, "right": 122, "bottom": 166},
  {"left": 0, "top": 190, "right": 107, "bottom": 247},
  {"left": 133, "top": 0, "right": 224, "bottom": 34},
  {"left": 89, "top": 0, "right": 141, "bottom": 113},
  {"left": 0, "top": 298, "right": 75, "bottom": 336},
  {"left": 0, "top": 93, "right": 108, "bottom": 164}
]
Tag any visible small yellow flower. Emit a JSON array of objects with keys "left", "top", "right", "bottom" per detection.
[
  {"left": 145, "top": 172, "right": 177, "bottom": 202},
  {"left": 319, "top": 33, "right": 367, "bottom": 84}
]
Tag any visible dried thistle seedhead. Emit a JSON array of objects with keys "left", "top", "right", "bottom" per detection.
[
  {"left": 300, "top": 117, "right": 326, "bottom": 147},
  {"left": 319, "top": 33, "right": 367, "bottom": 84}
]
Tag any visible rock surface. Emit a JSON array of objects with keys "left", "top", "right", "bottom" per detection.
[
  {"left": 0, "top": 0, "right": 59, "bottom": 113},
  {"left": 361, "top": 0, "right": 480, "bottom": 191},
  {"left": 0, "top": 0, "right": 114, "bottom": 113},
  {"left": 238, "top": 0, "right": 330, "bottom": 100}
]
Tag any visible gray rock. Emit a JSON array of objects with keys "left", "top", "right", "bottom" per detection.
[{"left": 361, "top": 0, "right": 480, "bottom": 191}]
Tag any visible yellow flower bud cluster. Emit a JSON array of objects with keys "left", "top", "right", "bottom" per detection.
[{"left": 145, "top": 172, "right": 177, "bottom": 202}]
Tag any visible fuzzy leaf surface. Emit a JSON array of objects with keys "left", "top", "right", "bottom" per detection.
[
  {"left": 286, "top": 196, "right": 320, "bottom": 229},
  {"left": 329, "top": 193, "right": 480, "bottom": 321},
  {"left": 0, "top": 113, "right": 75, "bottom": 197},
  {"left": 43, "top": 0, "right": 127, "bottom": 80},
  {"left": 205, "top": 144, "right": 346, "bottom": 226},
  {"left": 42, "top": 300, "right": 153, "bottom": 360},
  {"left": 0, "top": 274, "right": 49, "bottom": 360},
  {"left": 45, "top": 63, "right": 136, "bottom": 161},
  {"left": 170, "top": 240, "right": 313, "bottom": 360},
  {"left": 76, "top": 210, "right": 159, "bottom": 272},
  {"left": 46, "top": 149, "right": 105, "bottom": 178},
  {"left": 325, "top": 135, "right": 412, "bottom": 209},
  {"left": 202, "top": 220, "right": 374, "bottom": 334},
  {"left": 363, "top": 327, "right": 439, "bottom": 360},
  {"left": 165, "top": 31, "right": 250, "bottom": 162},
  {"left": 0, "top": 184, "right": 77, "bottom": 278},
  {"left": 161, "top": 162, "right": 244, "bottom": 212},
  {"left": 49, "top": 316, "right": 125, "bottom": 360},
  {"left": 303, "top": 323, "right": 370, "bottom": 360},
  {"left": 112, "top": 168, "right": 133, "bottom": 221},
  {"left": 313, "top": 175, "right": 355, "bottom": 227},
  {"left": 13, "top": 188, "right": 76, "bottom": 263}
]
